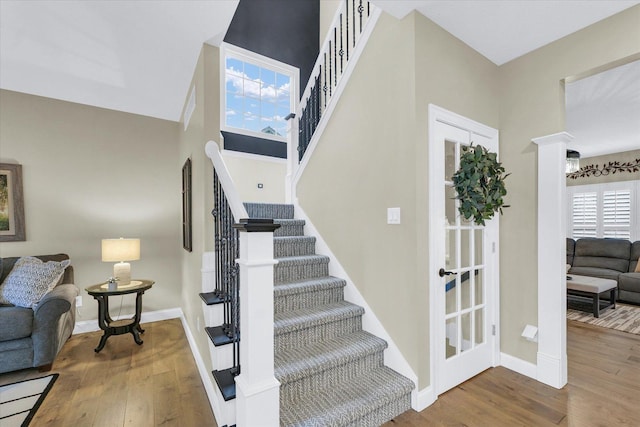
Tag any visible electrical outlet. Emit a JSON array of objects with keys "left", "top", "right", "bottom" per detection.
[
  {"left": 387, "top": 207, "right": 401, "bottom": 224},
  {"left": 75, "top": 296, "right": 82, "bottom": 307}
]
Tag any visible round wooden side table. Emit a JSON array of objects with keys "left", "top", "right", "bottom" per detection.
[{"left": 85, "top": 279, "right": 154, "bottom": 352}]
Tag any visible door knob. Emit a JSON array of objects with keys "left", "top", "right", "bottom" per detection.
[{"left": 439, "top": 268, "right": 456, "bottom": 277}]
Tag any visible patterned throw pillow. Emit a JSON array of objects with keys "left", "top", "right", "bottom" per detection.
[{"left": 0, "top": 257, "right": 70, "bottom": 308}]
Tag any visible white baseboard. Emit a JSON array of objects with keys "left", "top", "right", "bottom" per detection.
[
  {"left": 72, "top": 307, "right": 182, "bottom": 335},
  {"left": 500, "top": 352, "right": 537, "bottom": 380},
  {"left": 416, "top": 386, "right": 436, "bottom": 412}
]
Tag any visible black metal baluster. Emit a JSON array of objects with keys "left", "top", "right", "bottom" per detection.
[
  {"left": 328, "top": 40, "right": 332, "bottom": 97},
  {"left": 367, "top": 1, "right": 370, "bottom": 17},
  {"left": 346, "top": 1, "right": 350, "bottom": 60},
  {"left": 339, "top": 14, "right": 344, "bottom": 74},
  {"left": 352, "top": 0, "right": 356, "bottom": 47},
  {"left": 323, "top": 55, "right": 328, "bottom": 109},
  {"left": 359, "top": 0, "right": 363, "bottom": 33},
  {"left": 334, "top": 27, "right": 338, "bottom": 86}
]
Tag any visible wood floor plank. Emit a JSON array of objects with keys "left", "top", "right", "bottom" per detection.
[
  {"left": 0, "top": 318, "right": 217, "bottom": 427},
  {"left": 4, "top": 316, "right": 637, "bottom": 426},
  {"left": 384, "top": 320, "right": 640, "bottom": 426}
]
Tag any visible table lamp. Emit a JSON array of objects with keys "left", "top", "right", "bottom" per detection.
[{"left": 102, "top": 238, "right": 140, "bottom": 285}]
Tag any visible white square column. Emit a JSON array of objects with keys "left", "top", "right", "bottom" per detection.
[{"left": 532, "top": 132, "right": 573, "bottom": 389}]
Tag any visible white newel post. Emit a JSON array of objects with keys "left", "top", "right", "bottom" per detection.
[
  {"left": 532, "top": 132, "right": 573, "bottom": 389},
  {"left": 233, "top": 219, "right": 281, "bottom": 427},
  {"left": 285, "top": 113, "right": 299, "bottom": 204}
]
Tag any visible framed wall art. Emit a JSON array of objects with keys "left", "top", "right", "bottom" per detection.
[
  {"left": 182, "top": 158, "right": 192, "bottom": 252},
  {"left": 0, "top": 163, "right": 26, "bottom": 242}
]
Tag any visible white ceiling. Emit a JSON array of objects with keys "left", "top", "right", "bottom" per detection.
[
  {"left": 566, "top": 60, "right": 640, "bottom": 158},
  {"left": 0, "top": 0, "right": 238, "bottom": 122},
  {"left": 1, "top": 0, "right": 639, "bottom": 162},
  {"left": 373, "top": 0, "right": 640, "bottom": 66}
]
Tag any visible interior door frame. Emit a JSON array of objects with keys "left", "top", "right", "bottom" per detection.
[{"left": 428, "top": 104, "right": 501, "bottom": 396}]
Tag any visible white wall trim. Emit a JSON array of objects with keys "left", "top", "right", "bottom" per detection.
[
  {"left": 416, "top": 386, "right": 437, "bottom": 412},
  {"left": 293, "top": 204, "right": 420, "bottom": 409},
  {"left": 73, "top": 307, "right": 182, "bottom": 335},
  {"left": 532, "top": 131, "right": 572, "bottom": 389},
  {"left": 500, "top": 352, "right": 537, "bottom": 380}
]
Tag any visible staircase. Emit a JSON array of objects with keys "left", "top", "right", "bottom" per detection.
[{"left": 245, "top": 202, "right": 414, "bottom": 427}]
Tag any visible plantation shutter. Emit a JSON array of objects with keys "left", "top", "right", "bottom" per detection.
[
  {"left": 602, "top": 190, "right": 631, "bottom": 240},
  {"left": 572, "top": 192, "right": 597, "bottom": 238}
]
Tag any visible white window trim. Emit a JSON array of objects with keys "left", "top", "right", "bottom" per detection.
[
  {"left": 567, "top": 180, "right": 640, "bottom": 241},
  {"left": 220, "top": 42, "right": 299, "bottom": 144}
]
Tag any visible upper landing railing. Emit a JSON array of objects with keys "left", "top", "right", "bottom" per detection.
[{"left": 291, "top": 0, "right": 377, "bottom": 163}]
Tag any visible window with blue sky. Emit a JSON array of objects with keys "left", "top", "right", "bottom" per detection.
[{"left": 225, "top": 56, "right": 292, "bottom": 140}]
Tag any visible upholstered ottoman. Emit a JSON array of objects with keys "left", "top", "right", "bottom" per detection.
[{"left": 567, "top": 274, "right": 617, "bottom": 318}]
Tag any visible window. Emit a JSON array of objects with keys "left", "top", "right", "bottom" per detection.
[
  {"left": 222, "top": 44, "right": 296, "bottom": 143},
  {"left": 567, "top": 181, "right": 639, "bottom": 241}
]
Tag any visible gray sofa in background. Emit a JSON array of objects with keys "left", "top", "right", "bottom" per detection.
[
  {"left": 0, "top": 254, "right": 78, "bottom": 373},
  {"left": 567, "top": 238, "right": 640, "bottom": 304}
]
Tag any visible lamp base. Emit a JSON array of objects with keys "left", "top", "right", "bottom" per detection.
[{"left": 113, "top": 262, "right": 131, "bottom": 285}]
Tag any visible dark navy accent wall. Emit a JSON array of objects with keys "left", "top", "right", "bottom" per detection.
[
  {"left": 224, "top": 0, "right": 319, "bottom": 91},
  {"left": 222, "top": 0, "right": 319, "bottom": 158},
  {"left": 221, "top": 131, "right": 287, "bottom": 159}
]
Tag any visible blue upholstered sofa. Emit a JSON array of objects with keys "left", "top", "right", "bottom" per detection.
[{"left": 0, "top": 254, "right": 78, "bottom": 373}]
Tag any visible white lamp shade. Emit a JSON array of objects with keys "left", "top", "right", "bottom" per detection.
[{"left": 102, "top": 238, "right": 140, "bottom": 262}]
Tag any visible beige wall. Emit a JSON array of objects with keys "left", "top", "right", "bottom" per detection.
[
  {"left": 498, "top": 5, "right": 640, "bottom": 362},
  {"left": 178, "top": 44, "right": 219, "bottom": 367},
  {"left": 0, "top": 89, "right": 181, "bottom": 321},
  {"left": 567, "top": 149, "right": 640, "bottom": 186},
  {"left": 320, "top": 1, "right": 342, "bottom": 48},
  {"left": 297, "top": 11, "right": 499, "bottom": 388},
  {"left": 221, "top": 152, "right": 286, "bottom": 203}
]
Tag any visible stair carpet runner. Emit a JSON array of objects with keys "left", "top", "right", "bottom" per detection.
[{"left": 244, "top": 203, "right": 414, "bottom": 427}]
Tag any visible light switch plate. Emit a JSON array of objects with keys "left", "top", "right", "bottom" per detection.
[{"left": 387, "top": 207, "right": 401, "bottom": 224}]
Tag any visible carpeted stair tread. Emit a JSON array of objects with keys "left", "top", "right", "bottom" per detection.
[
  {"left": 280, "top": 366, "right": 415, "bottom": 427},
  {"left": 244, "top": 202, "right": 294, "bottom": 219},
  {"left": 275, "top": 255, "right": 331, "bottom": 283},
  {"left": 274, "top": 301, "right": 364, "bottom": 335},
  {"left": 275, "top": 236, "right": 317, "bottom": 257},
  {"left": 275, "top": 331, "right": 386, "bottom": 383},
  {"left": 274, "top": 276, "right": 346, "bottom": 297}
]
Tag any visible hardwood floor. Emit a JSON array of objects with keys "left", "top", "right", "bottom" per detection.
[
  {"left": 385, "top": 320, "right": 640, "bottom": 426},
  {"left": 2, "top": 319, "right": 638, "bottom": 426},
  {"left": 0, "top": 319, "right": 216, "bottom": 427}
]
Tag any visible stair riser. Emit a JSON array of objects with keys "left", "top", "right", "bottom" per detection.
[
  {"left": 275, "top": 288, "right": 344, "bottom": 315},
  {"left": 279, "top": 352, "right": 384, "bottom": 407},
  {"left": 245, "top": 203, "right": 294, "bottom": 219},
  {"left": 275, "top": 224, "right": 305, "bottom": 237},
  {"left": 344, "top": 393, "right": 412, "bottom": 427},
  {"left": 275, "top": 239, "right": 316, "bottom": 257},
  {"left": 275, "top": 262, "right": 329, "bottom": 283},
  {"left": 275, "top": 316, "right": 362, "bottom": 352}
]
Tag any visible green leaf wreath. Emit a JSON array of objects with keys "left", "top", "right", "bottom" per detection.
[{"left": 452, "top": 144, "right": 510, "bottom": 226}]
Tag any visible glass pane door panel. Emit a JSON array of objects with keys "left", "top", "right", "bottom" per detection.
[
  {"left": 461, "top": 272, "right": 472, "bottom": 310},
  {"left": 445, "top": 185, "right": 457, "bottom": 226},
  {"left": 446, "top": 229, "right": 457, "bottom": 270},
  {"left": 445, "top": 140, "right": 456, "bottom": 181},
  {"left": 474, "top": 228, "right": 483, "bottom": 266},
  {"left": 475, "top": 309, "right": 484, "bottom": 345},
  {"left": 446, "top": 281, "right": 457, "bottom": 315},
  {"left": 461, "top": 229, "right": 471, "bottom": 269},
  {"left": 461, "top": 312, "right": 472, "bottom": 352},
  {"left": 474, "top": 269, "right": 483, "bottom": 305},
  {"left": 446, "top": 316, "right": 457, "bottom": 359}
]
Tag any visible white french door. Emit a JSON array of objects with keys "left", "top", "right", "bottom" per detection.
[{"left": 428, "top": 105, "right": 499, "bottom": 395}]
